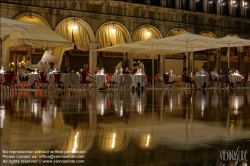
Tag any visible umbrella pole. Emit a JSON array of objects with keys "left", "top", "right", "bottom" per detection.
[
  {"left": 227, "top": 44, "right": 230, "bottom": 68},
  {"left": 0, "top": 38, "right": 2, "bottom": 67},
  {"left": 185, "top": 40, "right": 188, "bottom": 69},
  {"left": 151, "top": 43, "right": 154, "bottom": 129},
  {"left": 152, "top": 44, "right": 155, "bottom": 89},
  {"left": 191, "top": 44, "right": 194, "bottom": 74}
]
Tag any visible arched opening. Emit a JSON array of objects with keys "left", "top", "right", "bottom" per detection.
[
  {"left": 96, "top": 21, "right": 131, "bottom": 48},
  {"left": 180, "top": 0, "right": 189, "bottom": 10},
  {"left": 243, "top": 0, "right": 250, "bottom": 17},
  {"left": 167, "top": 0, "right": 176, "bottom": 8},
  {"left": 207, "top": 0, "right": 217, "bottom": 14},
  {"left": 231, "top": 0, "right": 241, "bottom": 17},
  {"left": 55, "top": 17, "right": 95, "bottom": 72},
  {"left": 219, "top": 0, "right": 229, "bottom": 15},
  {"left": 96, "top": 21, "right": 131, "bottom": 73},
  {"left": 14, "top": 13, "right": 51, "bottom": 28},
  {"left": 132, "top": 25, "right": 162, "bottom": 42},
  {"left": 166, "top": 28, "right": 187, "bottom": 37},
  {"left": 195, "top": 0, "right": 203, "bottom": 12}
]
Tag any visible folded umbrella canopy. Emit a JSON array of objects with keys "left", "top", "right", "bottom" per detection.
[
  {"left": 0, "top": 17, "right": 38, "bottom": 38},
  {"left": 0, "top": 17, "right": 39, "bottom": 66},
  {"left": 2, "top": 26, "right": 74, "bottom": 68}
]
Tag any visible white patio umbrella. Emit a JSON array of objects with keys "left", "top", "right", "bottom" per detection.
[
  {"left": 130, "top": 34, "right": 219, "bottom": 86},
  {"left": 0, "top": 17, "right": 38, "bottom": 38},
  {"left": 151, "top": 33, "right": 220, "bottom": 73},
  {"left": 217, "top": 36, "right": 250, "bottom": 68},
  {"left": 0, "top": 17, "right": 38, "bottom": 66}
]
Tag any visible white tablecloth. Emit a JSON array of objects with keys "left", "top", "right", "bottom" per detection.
[
  {"left": 132, "top": 74, "right": 147, "bottom": 87},
  {"left": 46, "top": 73, "right": 55, "bottom": 86},
  {"left": 0, "top": 73, "right": 5, "bottom": 83},
  {"left": 112, "top": 74, "right": 133, "bottom": 88},
  {"left": 95, "top": 74, "right": 107, "bottom": 88},
  {"left": 168, "top": 75, "right": 176, "bottom": 82},
  {"left": 194, "top": 75, "right": 208, "bottom": 88},
  {"left": 229, "top": 75, "right": 243, "bottom": 84},
  {"left": 60, "top": 73, "right": 80, "bottom": 87},
  {"left": 28, "top": 73, "right": 40, "bottom": 85}
]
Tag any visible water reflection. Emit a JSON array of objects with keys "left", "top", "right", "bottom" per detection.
[
  {"left": 1, "top": 90, "right": 250, "bottom": 165},
  {"left": 0, "top": 106, "right": 5, "bottom": 128}
]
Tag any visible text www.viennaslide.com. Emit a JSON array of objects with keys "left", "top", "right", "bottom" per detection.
[
  {"left": 3, "top": 159, "right": 85, "bottom": 164},
  {"left": 2, "top": 150, "right": 86, "bottom": 164}
]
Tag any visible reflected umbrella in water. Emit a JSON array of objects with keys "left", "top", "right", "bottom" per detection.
[
  {"left": 97, "top": 127, "right": 130, "bottom": 153},
  {"left": 131, "top": 91, "right": 147, "bottom": 117},
  {"left": 96, "top": 92, "right": 107, "bottom": 116},
  {"left": 135, "top": 133, "right": 158, "bottom": 151},
  {"left": 56, "top": 125, "right": 96, "bottom": 154},
  {"left": 0, "top": 106, "right": 5, "bottom": 128},
  {"left": 228, "top": 93, "right": 244, "bottom": 132}
]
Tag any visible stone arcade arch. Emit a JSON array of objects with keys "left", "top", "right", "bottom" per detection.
[
  {"left": 95, "top": 21, "right": 132, "bottom": 73},
  {"left": 55, "top": 17, "right": 95, "bottom": 71},
  {"left": 166, "top": 28, "right": 187, "bottom": 37},
  {"left": 14, "top": 12, "right": 51, "bottom": 28},
  {"left": 55, "top": 17, "right": 95, "bottom": 51}
]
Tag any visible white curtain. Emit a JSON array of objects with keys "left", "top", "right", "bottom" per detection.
[
  {"left": 97, "top": 24, "right": 129, "bottom": 48},
  {"left": 132, "top": 28, "right": 160, "bottom": 42},
  {"left": 55, "top": 20, "right": 92, "bottom": 51},
  {"left": 17, "top": 16, "right": 49, "bottom": 28}
]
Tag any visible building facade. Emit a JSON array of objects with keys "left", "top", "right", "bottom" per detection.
[{"left": 1, "top": 0, "right": 250, "bottom": 75}]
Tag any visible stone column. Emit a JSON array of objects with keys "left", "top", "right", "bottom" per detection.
[
  {"left": 207, "top": 50, "right": 211, "bottom": 71},
  {"left": 238, "top": 46, "right": 245, "bottom": 74},
  {"left": 89, "top": 43, "right": 99, "bottom": 74},
  {"left": 26, "top": 46, "right": 32, "bottom": 61},
  {"left": 158, "top": 54, "right": 165, "bottom": 75},
  {"left": 216, "top": 49, "right": 221, "bottom": 70},
  {"left": 128, "top": 52, "right": 133, "bottom": 70},
  {"left": 191, "top": 51, "right": 194, "bottom": 73}
]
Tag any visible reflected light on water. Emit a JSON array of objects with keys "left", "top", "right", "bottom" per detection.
[
  {"left": 111, "top": 133, "right": 116, "bottom": 149},
  {"left": 120, "top": 101, "right": 123, "bottom": 117},
  {"left": 201, "top": 97, "right": 205, "bottom": 117},
  {"left": 72, "top": 132, "right": 79, "bottom": 153},
  {"left": 137, "top": 98, "right": 142, "bottom": 115},
  {"left": 146, "top": 134, "right": 150, "bottom": 148},
  {"left": 97, "top": 99, "right": 105, "bottom": 116},
  {"left": 31, "top": 100, "right": 39, "bottom": 117},
  {"left": 231, "top": 95, "right": 243, "bottom": 115},
  {"left": 54, "top": 106, "right": 57, "bottom": 118},
  {"left": 0, "top": 106, "right": 5, "bottom": 128}
]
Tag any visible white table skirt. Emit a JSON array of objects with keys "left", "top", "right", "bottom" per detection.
[
  {"left": 194, "top": 75, "right": 208, "bottom": 88},
  {"left": 60, "top": 73, "right": 80, "bottom": 87},
  {"left": 0, "top": 74, "right": 5, "bottom": 83},
  {"left": 95, "top": 74, "right": 107, "bottom": 88},
  {"left": 132, "top": 75, "right": 147, "bottom": 87},
  {"left": 112, "top": 74, "right": 133, "bottom": 88},
  {"left": 168, "top": 75, "right": 176, "bottom": 82},
  {"left": 46, "top": 73, "right": 54, "bottom": 86},
  {"left": 229, "top": 75, "right": 243, "bottom": 84},
  {"left": 28, "top": 74, "right": 40, "bottom": 85}
]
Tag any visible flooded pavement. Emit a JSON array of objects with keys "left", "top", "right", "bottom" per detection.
[{"left": 0, "top": 89, "right": 250, "bottom": 165}]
